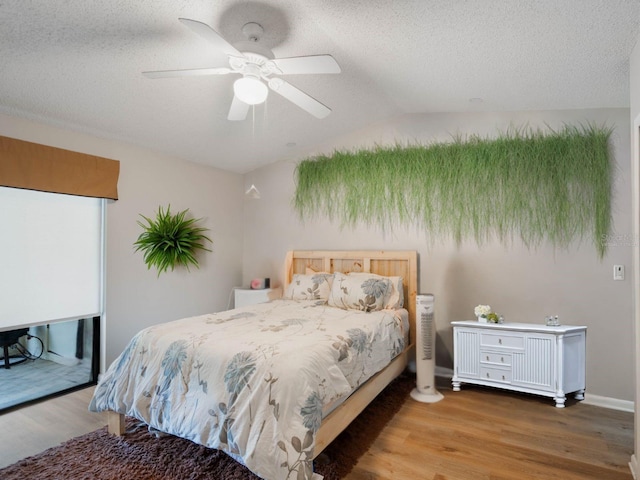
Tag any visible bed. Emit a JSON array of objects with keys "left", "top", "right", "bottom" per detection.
[{"left": 90, "top": 250, "right": 417, "bottom": 480}]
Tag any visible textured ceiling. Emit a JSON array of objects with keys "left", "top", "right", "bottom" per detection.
[{"left": 1, "top": 1, "right": 639, "bottom": 173}]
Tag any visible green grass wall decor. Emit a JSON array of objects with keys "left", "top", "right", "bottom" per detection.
[
  {"left": 294, "top": 124, "right": 613, "bottom": 257},
  {"left": 134, "top": 205, "right": 212, "bottom": 276}
]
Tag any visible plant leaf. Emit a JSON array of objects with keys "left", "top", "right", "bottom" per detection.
[
  {"left": 293, "top": 123, "right": 612, "bottom": 258},
  {"left": 133, "top": 204, "right": 212, "bottom": 276}
]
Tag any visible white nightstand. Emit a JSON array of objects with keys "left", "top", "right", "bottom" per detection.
[
  {"left": 451, "top": 321, "right": 586, "bottom": 408},
  {"left": 234, "top": 287, "right": 282, "bottom": 308}
]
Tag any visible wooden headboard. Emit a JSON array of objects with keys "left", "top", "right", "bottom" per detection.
[{"left": 284, "top": 250, "right": 418, "bottom": 345}]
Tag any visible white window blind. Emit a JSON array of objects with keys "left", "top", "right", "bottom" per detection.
[{"left": 0, "top": 186, "right": 103, "bottom": 330}]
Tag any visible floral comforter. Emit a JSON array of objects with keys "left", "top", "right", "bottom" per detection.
[{"left": 89, "top": 299, "right": 408, "bottom": 480}]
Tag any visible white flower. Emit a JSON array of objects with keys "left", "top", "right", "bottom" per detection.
[{"left": 474, "top": 304, "right": 491, "bottom": 317}]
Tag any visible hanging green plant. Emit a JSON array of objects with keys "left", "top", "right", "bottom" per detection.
[
  {"left": 134, "top": 205, "right": 212, "bottom": 276},
  {"left": 294, "top": 124, "right": 613, "bottom": 257}
]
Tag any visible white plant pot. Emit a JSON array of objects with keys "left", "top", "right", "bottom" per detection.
[{"left": 477, "top": 315, "right": 487, "bottom": 323}]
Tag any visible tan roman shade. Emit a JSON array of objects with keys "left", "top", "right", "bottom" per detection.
[{"left": 0, "top": 135, "right": 120, "bottom": 199}]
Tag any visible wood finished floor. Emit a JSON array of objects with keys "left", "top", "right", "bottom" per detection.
[
  {"left": 0, "top": 383, "right": 633, "bottom": 479},
  {"left": 0, "top": 386, "right": 107, "bottom": 468},
  {"left": 343, "top": 384, "right": 634, "bottom": 480}
]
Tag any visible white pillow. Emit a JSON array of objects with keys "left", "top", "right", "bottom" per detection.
[
  {"left": 347, "top": 272, "right": 404, "bottom": 309},
  {"left": 284, "top": 273, "right": 334, "bottom": 301},
  {"left": 328, "top": 272, "right": 392, "bottom": 312}
]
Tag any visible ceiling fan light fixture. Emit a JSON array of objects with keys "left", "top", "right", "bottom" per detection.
[
  {"left": 233, "top": 76, "right": 268, "bottom": 105},
  {"left": 144, "top": 18, "right": 341, "bottom": 120}
]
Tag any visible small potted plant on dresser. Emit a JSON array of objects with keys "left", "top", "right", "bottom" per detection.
[{"left": 474, "top": 304, "right": 502, "bottom": 323}]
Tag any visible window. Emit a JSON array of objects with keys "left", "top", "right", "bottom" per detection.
[
  {"left": 0, "top": 135, "right": 118, "bottom": 410},
  {"left": 0, "top": 187, "right": 104, "bottom": 330}
]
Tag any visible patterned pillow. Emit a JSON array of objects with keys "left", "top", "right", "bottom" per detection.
[
  {"left": 347, "top": 272, "right": 404, "bottom": 309},
  {"left": 284, "top": 273, "right": 334, "bottom": 301},
  {"left": 328, "top": 272, "right": 392, "bottom": 312}
]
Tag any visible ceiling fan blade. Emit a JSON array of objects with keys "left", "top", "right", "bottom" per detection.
[
  {"left": 271, "top": 55, "right": 341, "bottom": 75},
  {"left": 178, "top": 18, "right": 244, "bottom": 58},
  {"left": 228, "top": 95, "right": 250, "bottom": 121},
  {"left": 268, "top": 78, "right": 331, "bottom": 119},
  {"left": 142, "top": 67, "right": 231, "bottom": 79}
]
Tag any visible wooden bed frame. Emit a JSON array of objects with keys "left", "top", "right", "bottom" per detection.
[{"left": 107, "top": 249, "right": 418, "bottom": 459}]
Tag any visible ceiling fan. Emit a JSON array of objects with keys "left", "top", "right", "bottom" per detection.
[{"left": 143, "top": 18, "right": 341, "bottom": 121}]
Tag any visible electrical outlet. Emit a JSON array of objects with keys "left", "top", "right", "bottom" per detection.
[{"left": 613, "top": 264, "right": 624, "bottom": 281}]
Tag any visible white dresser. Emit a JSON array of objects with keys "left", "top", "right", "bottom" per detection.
[
  {"left": 234, "top": 287, "right": 282, "bottom": 308},
  {"left": 451, "top": 321, "right": 586, "bottom": 408}
]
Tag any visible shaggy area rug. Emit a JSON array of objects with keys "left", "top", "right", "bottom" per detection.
[{"left": 0, "top": 373, "right": 414, "bottom": 479}]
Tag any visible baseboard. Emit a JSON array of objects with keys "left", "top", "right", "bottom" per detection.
[
  {"left": 45, "top": 351, "right": 81, "bottom": 367},
  {"left": 431, "top": 366, "right": 633, "bottom": 412},
  {"left": 582, "top": 392, "right": 634, "bottom": 412},
  {"left": 630, "top": 454, "right": 638, "bottom": 479},
  {"left": 435, "top": 366, "right": 454, "bottom": 379}
]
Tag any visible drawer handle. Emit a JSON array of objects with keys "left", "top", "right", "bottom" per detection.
[
  {"left": 498, "top": 338, "right": 502, "bottom": 345},
  {"left": 501, "top": 357, "right": 504, "bottom": 362},
  {"left": 486, "top": 355, "right": 490, "bottom": 361},
  {"left": 486, "top": 373, "right": 490, "bottom": 378},
  {"left": 502, "top": 375, "right": 505, "bottom": 380}
]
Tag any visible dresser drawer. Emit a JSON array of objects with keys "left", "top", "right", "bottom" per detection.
[
  {"left": 480, "top": 332, "right": 524, "bottom": 350},
  {"left": 480, "top": 366, "right": 512, "bottom": 384},
  {"left": 480, "top": 351, "right": 512, "bottom": 366}
]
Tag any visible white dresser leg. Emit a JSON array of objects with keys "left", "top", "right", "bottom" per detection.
[
  {"left": 554, "top": 396, "right": 566, "bottom": 408},
  {"left": 574, "top": 389, "right": 585, "bottom": 401},
  {"left": 452, "top": 380, "right": 461, "bottom": 392}
]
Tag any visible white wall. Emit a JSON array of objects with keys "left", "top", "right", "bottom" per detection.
[
  {"left": 0, "top": 113, "right": 245, "bottom": 367},
  {"left": 243, "top": 108, "right": 634, "bottom": 402}
]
